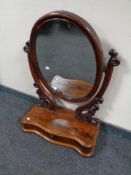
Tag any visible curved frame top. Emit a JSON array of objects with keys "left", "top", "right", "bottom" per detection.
[{"left": 27, "top": 11, "right": 104, "bottom": 104}]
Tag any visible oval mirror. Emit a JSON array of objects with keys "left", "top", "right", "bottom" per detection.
[
  {"left": 36, "top": 19, "right": 97, "bottom": 99},
  {"left": 29, "top": 11, "right": 104, "bottom": 103}
]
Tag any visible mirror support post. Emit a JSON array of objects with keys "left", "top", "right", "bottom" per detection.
[
  {"left": 75, "top": 49, "right": 120, "bottom": 124},
  {"left": 23, "top": 42, "right": 57, "bottom": 110}
]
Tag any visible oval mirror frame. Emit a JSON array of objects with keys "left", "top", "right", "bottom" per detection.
[{"left": 26, "top": 11, "right": 104, "bottom": 105}]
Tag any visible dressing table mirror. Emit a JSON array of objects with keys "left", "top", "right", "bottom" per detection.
[{"left": 21, "top": 11, "right": 120, "bottom": 157}]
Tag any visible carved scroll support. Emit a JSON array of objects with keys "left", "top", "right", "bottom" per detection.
[
  {"left": 75, "top": 49, "right": 120, "bottom": 124},
  {"left": 23, "top": 41, "right": 57, "bottom": 110},
  {"left": 33, "top": 82, "right": 51, "bottom": 108}
]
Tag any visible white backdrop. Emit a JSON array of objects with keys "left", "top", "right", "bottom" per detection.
[{"left": 0, "top": 0, "right": 131, "bottom": 130}]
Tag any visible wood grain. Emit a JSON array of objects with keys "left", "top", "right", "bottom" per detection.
[{"left": 21, "top": 105, "right": 100, "bottom": 157}]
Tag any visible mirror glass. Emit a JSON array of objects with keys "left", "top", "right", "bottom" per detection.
[{"left": 36, "top": 19, "right": 96, "bottom": 99}]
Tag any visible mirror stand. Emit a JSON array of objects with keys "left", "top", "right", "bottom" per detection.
[{"left": 20, "top": 11, "right": 120, "bottom": 157}]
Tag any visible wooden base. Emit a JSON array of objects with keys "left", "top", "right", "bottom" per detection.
[{"left": 21, "top": 105, "right": 100, "bottom": 157}]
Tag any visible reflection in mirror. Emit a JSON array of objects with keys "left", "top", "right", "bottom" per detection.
[{"left": 36, "top": 19, "right": 96, "bottom": 99}]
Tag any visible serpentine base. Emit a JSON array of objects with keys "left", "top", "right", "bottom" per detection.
[{"left": 21, "top": 105, "right": 100, "bottom": 157}]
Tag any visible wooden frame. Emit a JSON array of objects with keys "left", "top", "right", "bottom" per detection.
[
  {"left": 25, "top": 11, "right": 104, "bottom": 104},
  {"left": 21, "top": 11, "right": 120, "bottom": 157}
]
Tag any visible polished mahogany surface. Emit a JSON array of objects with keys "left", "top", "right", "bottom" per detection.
[{"left": 21, "top": 105, "right": 100, "bottom": 157}]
